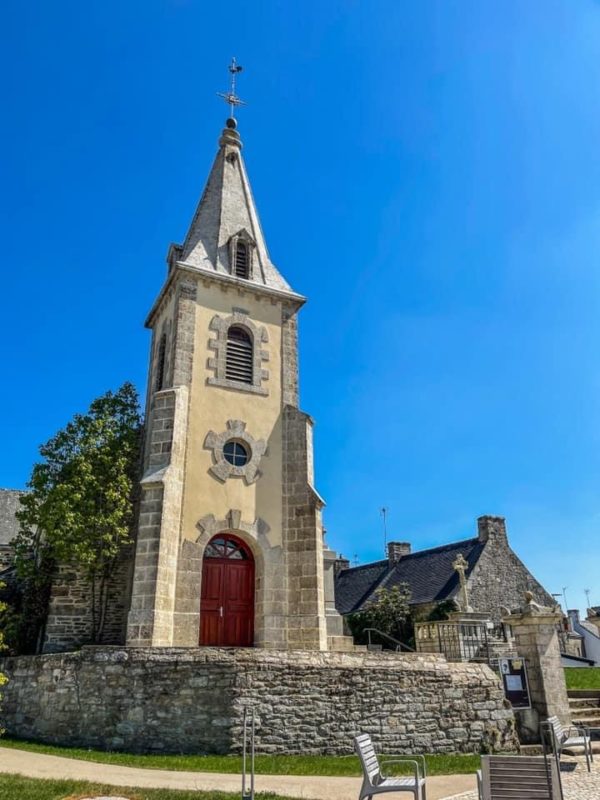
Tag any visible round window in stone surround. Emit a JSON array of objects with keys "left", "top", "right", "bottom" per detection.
[
  {"left": 223, "top": 440, "right": 250, "bottom": 467},
  {"left": 204, "top": 420, "right": 266, "bottom": 484}
]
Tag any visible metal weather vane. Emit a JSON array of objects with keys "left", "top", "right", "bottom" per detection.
[{"left": 217, "top": 57, "right": 246, "bottom": 119}]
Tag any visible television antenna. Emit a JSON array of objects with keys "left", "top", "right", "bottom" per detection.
[{"left": 380, "top": 507, "right": 388, "bottom": 556}]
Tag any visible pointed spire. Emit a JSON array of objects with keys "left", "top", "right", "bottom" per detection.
[{"left": 177, "top": 119, "right": 292, "bottom": 293}]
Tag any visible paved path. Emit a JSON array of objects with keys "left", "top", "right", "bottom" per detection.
[{"left": 0, "top": 746, "right": 476, "bottom": 800}]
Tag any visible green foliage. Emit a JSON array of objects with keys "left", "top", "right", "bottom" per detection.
[
  {"left": 426, "top": 599, "right": 458, "bottom": 621},
  {"left": 10, "top": 382, "right": 142, "bottom": 646},
  {"left": 564, "top": 667, "right": 600, "bottom": 690},
  {"left": 0, "top": 738, "right": 483, "bottom": 775},
  {"left": 0, "top": 582, "right": 7, "bottom": 735},
  {"left": 347, "top": 584, "right": 412, "bottom": 647}
]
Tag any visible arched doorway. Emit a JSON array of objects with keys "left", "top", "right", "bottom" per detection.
[{"left": 199, "top": 533, "right": 255, "bottom": 647}]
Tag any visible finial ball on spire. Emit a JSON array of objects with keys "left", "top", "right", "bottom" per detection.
[{"left": 226, "top": 117, "right": 237, "bottom": 129}]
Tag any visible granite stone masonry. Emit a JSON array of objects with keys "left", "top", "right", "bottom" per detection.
[{"left": 0, "top": 647, "right": 517, "bottom": 755}]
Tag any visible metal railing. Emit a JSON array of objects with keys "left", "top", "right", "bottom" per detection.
[
  {"left": 363, "top": 628, "right": 415, "bottom": 652},
  {"left": 414, "top": 619, "right": 511, "bottom": 664}
]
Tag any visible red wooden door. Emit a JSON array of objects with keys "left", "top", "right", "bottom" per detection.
[{"left": 199, "top": 535, "right": 255, "bottom": 647}]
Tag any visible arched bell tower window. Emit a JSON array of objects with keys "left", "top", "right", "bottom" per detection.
[
  {"left": 234, "top": 241, "right": 249, "bottom": 278},
  {"left": 155, "top": 333, "right": 167, "bottom": 391},
  {"left": 207, "top": 311, "right": 269, "bottom": 396},
  {"left": 226, "top": 326, "right": 253, "bottom": 384}
]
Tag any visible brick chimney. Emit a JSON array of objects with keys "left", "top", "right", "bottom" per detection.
[
  {"left": 387, "top": 541, "right": 411, "bottom": 565},
  {"left": 477, "top": 515, "right": 508, "bottom": 545},
  {"left": 334, "top": 555, "right": 350, "bottom": 576}
]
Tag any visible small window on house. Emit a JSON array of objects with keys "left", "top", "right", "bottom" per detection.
[
  {"left": 226, "top": 326, "right": 253, "bottom": 384},
  {"left": 155, "top": 334, "right": 167, "bottom": 391},
  {"left": 234, "top": 241, "right": 249, "bottom": 278}
]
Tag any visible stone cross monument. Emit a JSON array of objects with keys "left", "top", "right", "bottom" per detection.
[{"left": 453, "top": 553, "right": 473, "bottom": 613}]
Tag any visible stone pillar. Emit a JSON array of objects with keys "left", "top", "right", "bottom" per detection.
[
  {"left": 323, "top": 542, "right": 344, "bottom": 637},
  {"left": 282, "top": 406, "right": 328, "bottom": 650},
  {"left": 502, "top": 594, "right": 571, "bottom": 743}
]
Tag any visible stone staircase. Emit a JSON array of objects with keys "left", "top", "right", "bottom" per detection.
[
  {"left": 327, "top": 635, "right": 367, "bottom": 652},
  {"left": 567, "top": 690, "right": 600, "bottom": 754},
  {"left": 569, "top": 690, "right": 600, "bottom": 728}
]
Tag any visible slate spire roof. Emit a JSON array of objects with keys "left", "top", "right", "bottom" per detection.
[
  {"left": 176, "top": 120, "right": 293, "bottom": 294},
  {"left": 335, "top": 537, "right": 485, "bottom": 614}
]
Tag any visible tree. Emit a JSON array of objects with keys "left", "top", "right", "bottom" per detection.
[
  {"left": 347, "top": 584, "right": 412, "bottom": 648},
  {"left": 13, "top": 382, "right": 142, "bottom": 645},
  {"left": 426, "top": 599, "right": 458, "bottom": 621}
]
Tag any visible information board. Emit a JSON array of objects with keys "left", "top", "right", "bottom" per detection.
[{"left": 499, "top": 657, "right": 531, "bottom": 710}]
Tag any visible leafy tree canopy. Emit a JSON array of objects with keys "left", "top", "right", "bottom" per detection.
[
  {"left": 347, "top": 584, "right": 412, "bottom": 648},
  {"left": 12, "top": 382, "right": 142, "bottom": 646}
]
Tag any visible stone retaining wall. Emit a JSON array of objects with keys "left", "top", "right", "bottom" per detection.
[{"left": 0, "top": 647, "right": 517, "bottom": 755}]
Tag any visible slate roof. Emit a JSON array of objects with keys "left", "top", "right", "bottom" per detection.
[
  {"left": 0, "top": 488, "right": 23, "bottom": 546},
  {"left": 579, "top": 620, "right": 600, "bottom": 639},
  {"left": 178, "top": 122, "right": 295, "bottom": 294},
  {"left": 335, "top": 537, "right": 485, "bottom": 615}
]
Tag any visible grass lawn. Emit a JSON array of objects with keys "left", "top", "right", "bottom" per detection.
[
  {"left": 565, "top": 667, "right": 600, "bottom": 690},
  {"left": 0, "top": 774, "right": 290, "bottom": 800},
  {"left": 0, "top": 738, "right": 481, "bottom": 776}
]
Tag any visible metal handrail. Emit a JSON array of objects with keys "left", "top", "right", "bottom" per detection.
[{"left": 364, "top": 627, "right": 415, "bottom": 652}]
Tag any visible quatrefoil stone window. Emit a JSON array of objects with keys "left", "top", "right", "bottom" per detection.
[{"left": 204, "top": 420, "right": 267, "bottom": 484}]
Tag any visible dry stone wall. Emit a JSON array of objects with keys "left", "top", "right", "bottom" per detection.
[
  {"left": 0, "top": 646, "right": 517, "bottom": 755},
  {"left": 43, "top": 550, "right": 134, "bottom": 653}
]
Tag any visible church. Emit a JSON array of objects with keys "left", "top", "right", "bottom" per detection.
[
  {"left": 0, "top": 96, "right": 556, "bottom": 757},
  {"left": 26, "top": 110, "right": 346, "bottom": 655},
  {"left": 1, "top": 106, "right": 553, "bottom": 657},
  {"left": 122, "top": 113, "right": 347, "bottom": 653}
]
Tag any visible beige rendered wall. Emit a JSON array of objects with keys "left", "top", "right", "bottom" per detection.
[{"left": 180, "top": 280, "right": 284, "bottom": 547}]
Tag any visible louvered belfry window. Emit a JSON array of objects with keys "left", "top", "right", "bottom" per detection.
[
  {"left": 226, "top": 326, "right": 253, "bottom": 384},
  {"left": 234, "top": 241, "right": 249, "bottom": 278}
]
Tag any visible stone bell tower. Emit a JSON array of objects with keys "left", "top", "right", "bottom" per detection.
[{"left": 126, "top": 114, "right": 343, "bottom": 651}]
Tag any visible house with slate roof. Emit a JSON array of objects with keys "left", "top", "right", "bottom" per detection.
[
  {"left": 566, "top": 609, "right": 600, "bottom": 666},
  {"left": 335, "top": 514, "right": 555, "bottom": 625}
]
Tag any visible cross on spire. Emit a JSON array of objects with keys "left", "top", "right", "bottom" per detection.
[{"left": 217, "top": 57, "right": 246, "bottom": 122}]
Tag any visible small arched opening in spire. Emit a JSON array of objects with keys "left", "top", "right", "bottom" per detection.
[
  {"left": 234, "top": 240, "right": 249, "bottom": 279},
  {"left": 226, "top": 326, "right": 253, "bottom": 384}
]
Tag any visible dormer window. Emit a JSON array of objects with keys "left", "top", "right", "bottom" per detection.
[
  {"left": 229, "top": 231, "right": 254, "bottom": 280},
  {"left": 235, "top": 241, "right": 249, "bottom": 278}
]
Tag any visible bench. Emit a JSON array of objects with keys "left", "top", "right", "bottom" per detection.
[
  {"left": 477, "top": 754, "right": 562, "bottom": 800},
  {"left": 544, "top": 715, "right": 593, "bottom": 772},
  {"left": 354, "top": 733, "right": 426, "bottom": 800}
]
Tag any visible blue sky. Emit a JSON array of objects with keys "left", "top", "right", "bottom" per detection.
[{"left": 2, "top": 1, "right": 600, "bottom": 612}]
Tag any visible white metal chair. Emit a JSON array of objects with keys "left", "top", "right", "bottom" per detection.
[
  {"left": 354, "top": 733, "right": 427, "bottom": 800},
  {"left": 477, "top": 754, "right": 562, "bottom": 800},
  {"left": 544, "top": 715, "right": 593, "bottom": 772}
]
